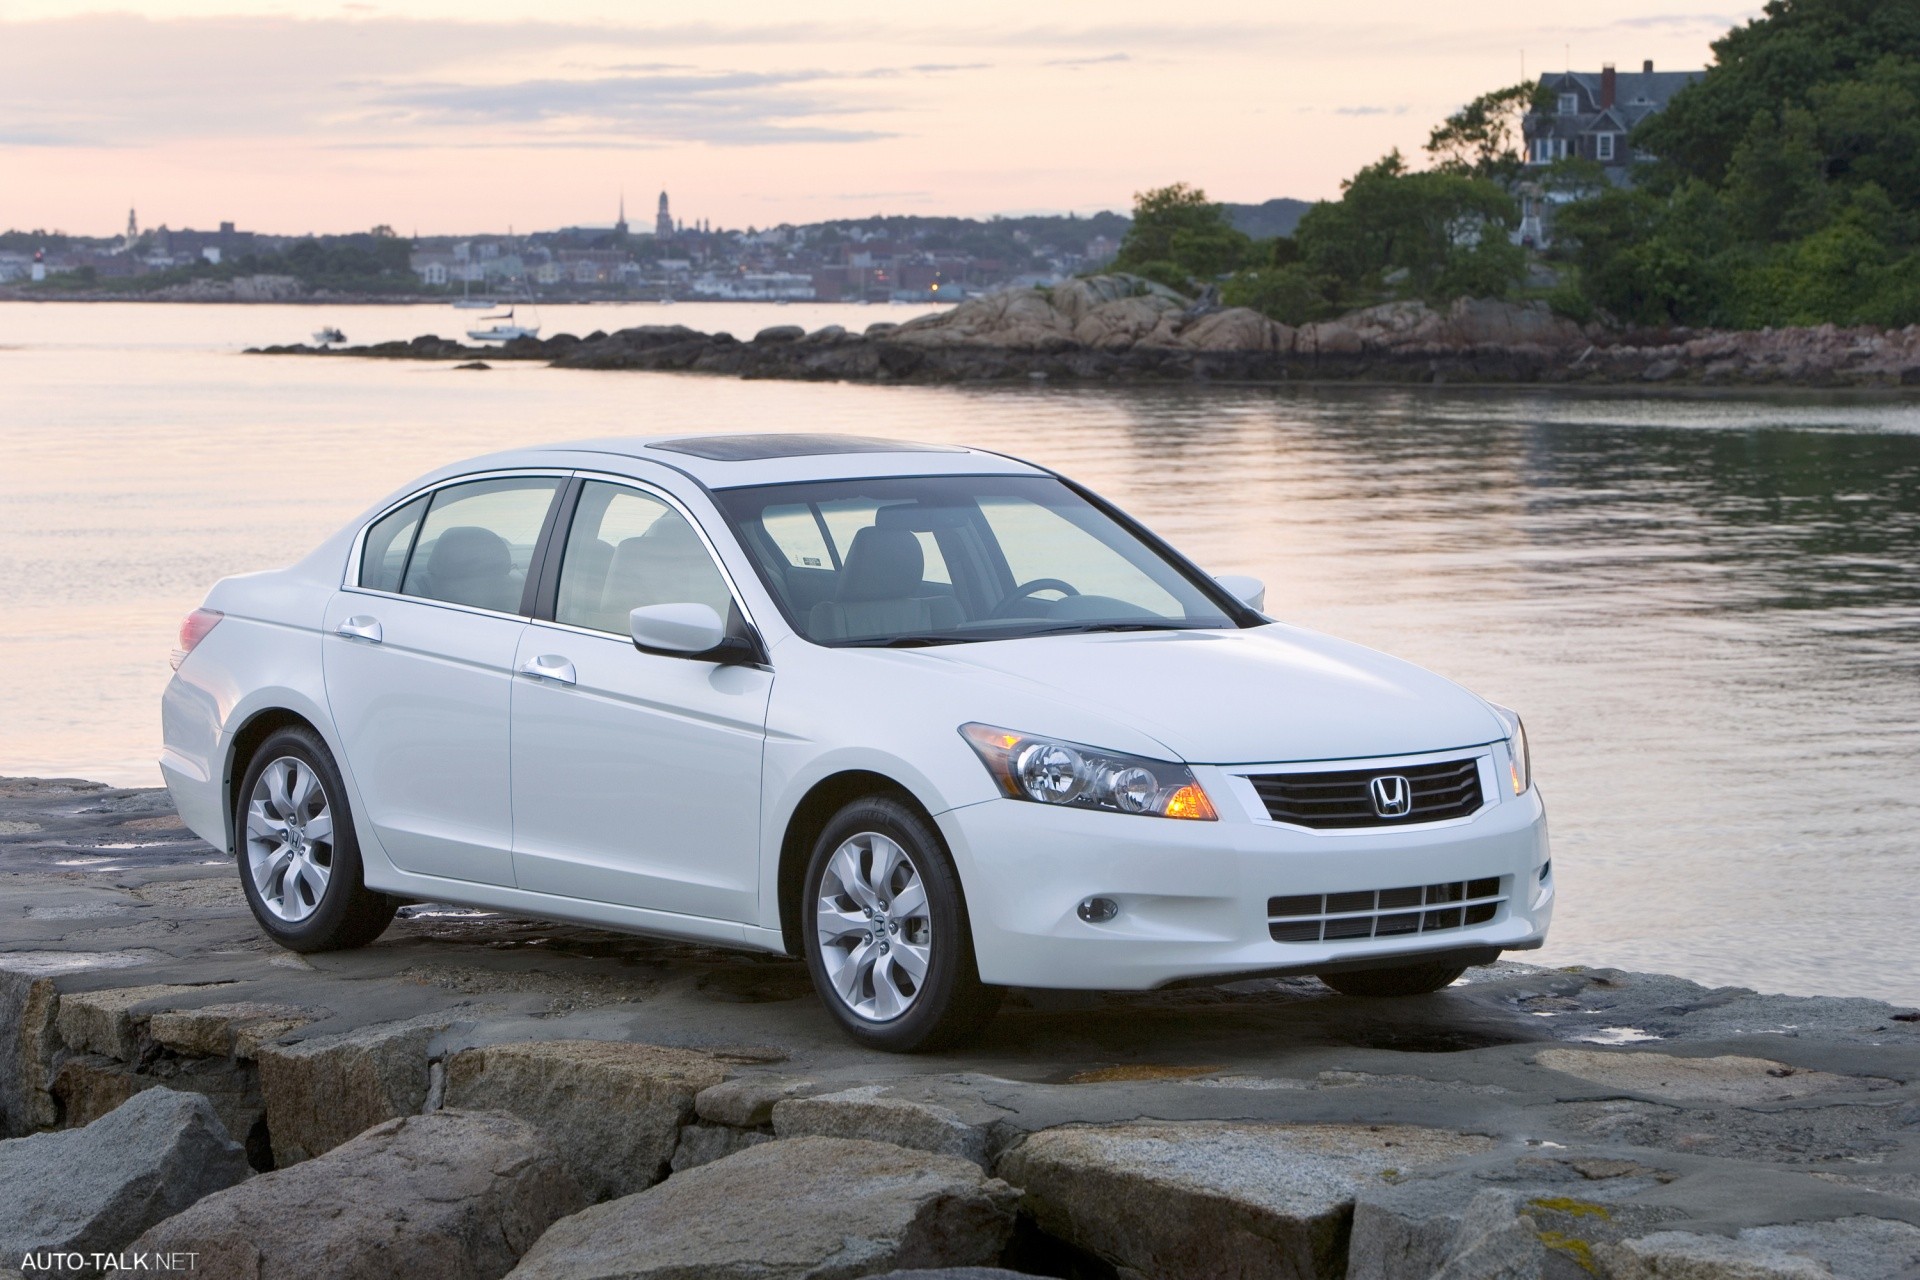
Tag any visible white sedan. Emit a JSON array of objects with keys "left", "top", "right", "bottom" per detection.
[{"left": 161, "top": 434, "right": 1552, "bottom": 1051}]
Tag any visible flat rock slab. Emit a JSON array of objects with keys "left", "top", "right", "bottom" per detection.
[
  {"left": 55, "top": 983, "right": 225, "bottom": 1061},
  {"left": 0, "top": 1088, "right": 249, "bottom": 1276},
  {"left": 444, "top": 1039, "right": 733, "bottom": 1200},
  {"left": 148, "top": 1001, "right": 317, "bottom": 1058},
  {"left": 113, "top": 1109, "right": 586, "bottom": 1280},
  {"left": 256, "top": 1014, "right": 447, "bottom": 1165},
  {"left": 1598, "top": 1217, "right": 1920, "bottom": 1279},
  {"left": 508, "top": 1135, "right": 1019, "bottom": 1280},
  {"left": 998, "top": 1121, "right": 1495, "bottom": 1280},
  {"left": 1535, "top": 1049, "right": 1892, "bottom": 1104},
  {"left": 773, "top": 1085, "right": 990, "bottom": 1165}
]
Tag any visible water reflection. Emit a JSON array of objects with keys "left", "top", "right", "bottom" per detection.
[{"left": 1, "top": 306, "right": 1915, "bottom": 1001}]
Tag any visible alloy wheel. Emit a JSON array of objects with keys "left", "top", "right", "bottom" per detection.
[
  {"left": 814, "top": 831, "right": 933, "bottom": 1022},
  {"left": 244, "top": 755, "right": 335, "bottom": 923}
]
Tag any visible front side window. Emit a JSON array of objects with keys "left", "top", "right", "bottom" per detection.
[
  {"left": 714, "top": 474, "right": 1241, "bottom": 646},
  {"left": 555, "top": 481, "right": 734, "bottom": 633},
  {"left": 399, "top": 476, "right": 560, "bottom": 613}
]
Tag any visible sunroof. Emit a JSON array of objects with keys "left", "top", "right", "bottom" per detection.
[{"left": 648, "top": 433, "right": 962, "bottom": 462}]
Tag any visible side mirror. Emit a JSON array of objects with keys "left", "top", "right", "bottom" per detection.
[
  {"left": 1214, "top": 574, "right": 1266, "bottom": 612},
  {"left": 630, "top": 603, "right": 758, "bottom": 664}
]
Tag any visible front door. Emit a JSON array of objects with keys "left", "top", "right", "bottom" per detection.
[
  {"left": 510, "top": 480, "right": 771, "bottom": 921},
  {"left": 322, "top": 474, "right": 563, "bottom": 886}
]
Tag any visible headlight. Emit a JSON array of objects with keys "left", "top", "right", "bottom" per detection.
[
  {"left": 1493, "top": 706, "right": 1531, "bottom": 795},
  {"left": 959, "top": 723, "right": 1217, "bottom": 820}
]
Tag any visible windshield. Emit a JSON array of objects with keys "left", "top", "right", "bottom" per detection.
[{"left": 712, "top": 474, "right": 1242, "bottom": 646}]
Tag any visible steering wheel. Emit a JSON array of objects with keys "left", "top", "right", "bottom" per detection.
[{"left": 988, "top": 577, "right": 1080, "bottom": 619}]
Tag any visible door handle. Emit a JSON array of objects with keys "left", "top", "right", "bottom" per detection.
[
  {"left": 336, "top": 616, "right": 382, "bottom": 643},
  {"left": 517, "top": 654, "right": 577, "bottom": 686}
]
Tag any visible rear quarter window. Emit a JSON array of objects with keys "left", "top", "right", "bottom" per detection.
[{"left": 359, "top": 495, "right": 428, "bottom": 592}]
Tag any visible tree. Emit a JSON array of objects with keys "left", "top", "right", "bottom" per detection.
[
  {"left": 1296, "top": 152, "right": 1524, "bottom": 301},
  {"left": 1426, "top": 83, "right": 1550, "bottom": 182},
  {"left": 1112, "top": 183, "right": 1254, "bottom": 283}
]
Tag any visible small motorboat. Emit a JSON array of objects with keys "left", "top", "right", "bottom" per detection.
[
  {"left": 312, "top": 327, "right": 346, "bottom": 345},
  {"left": 466, "top": 307, "right": 540, "bottom": 343}
]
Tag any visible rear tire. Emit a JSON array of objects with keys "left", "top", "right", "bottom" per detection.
[
  {"left": 234, "top": 725, "right": 396, "bottom": 953},
  {"left": 1319, "top": 961, "right": 1468, "bottom": 998},
  {"left": 801, "top": 795, "right": 1003, "bottom": 1052}
]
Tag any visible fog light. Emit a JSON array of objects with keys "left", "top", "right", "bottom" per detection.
[{"left": 1076, "top": 896, "right": 1119, "bottom": 924}]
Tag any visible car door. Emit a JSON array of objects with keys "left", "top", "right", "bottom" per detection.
[
  {"left": 322, "top": 473, "right": 564, "bottom": 887},
  {"left": 509, "top": 478, "right": 772, "bottom": 922}
]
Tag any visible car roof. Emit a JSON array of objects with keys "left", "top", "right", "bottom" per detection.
[{"left": 529, "top": 433, "right": 1050, "bottom": 489}]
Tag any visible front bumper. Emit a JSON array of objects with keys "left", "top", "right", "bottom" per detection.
[{"left": 936, "top": 757, "right": 1552, "bottom": 990}]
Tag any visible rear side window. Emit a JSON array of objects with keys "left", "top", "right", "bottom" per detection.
[
  {"left": 359, "top": 495, "right": 428, "bottom": 593},
  {"left": 399, "top": 477, "right": 561, "bottom": 614}
]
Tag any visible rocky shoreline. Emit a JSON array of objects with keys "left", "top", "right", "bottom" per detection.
[
  {"left": 3, "top": 774, "right": 1918, "bottom": 1280},
  {"left": 245, "top": 274, "right": 1920, "bottom": 390}
]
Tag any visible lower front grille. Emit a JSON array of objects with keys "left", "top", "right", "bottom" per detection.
[{"left": 1268, "top": 877, "right": 1504, "bottom": 943}]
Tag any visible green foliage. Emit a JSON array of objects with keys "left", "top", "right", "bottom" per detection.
[
  {"left": 1547, "top": 0, "right": 1920, "bottom": 328},
  {"left": 1297, "top": 152, "right": 1524, "bottom": 302},
  {"left": 1113, "top": 183, "right": 1256, "bottom": 285},
  {"left": 1427, "top": 82, "right": 1551, "bottom": 181},
  {"left": 1221, "top": 264, "right": 1338, "bottom": 324}
]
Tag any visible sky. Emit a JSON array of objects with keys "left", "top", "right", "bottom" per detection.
[{"left": 0, "top": 1, "right": 1757, "bottom": 237}]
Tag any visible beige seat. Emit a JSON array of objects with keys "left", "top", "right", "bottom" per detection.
[
  {"left": 597, "top": 515, "right": 732, "bottom": 631},
  {"left": 414, "top": 525, "right": 521, "bottom": 613},
  {"left": 808, "top": 526, "right": 960, "bottom": 641}
]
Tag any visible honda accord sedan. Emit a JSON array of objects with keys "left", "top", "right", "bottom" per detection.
[{"left": 161, "top": 433, "right": 1552, "bottom": 1050}]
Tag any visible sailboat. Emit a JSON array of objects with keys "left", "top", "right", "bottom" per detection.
[
  {"left": 450, "top": 270, "right": 495, "bottom": 310},
  {"left": 466, "top": 306, "right": 540, "bottom": 343}
]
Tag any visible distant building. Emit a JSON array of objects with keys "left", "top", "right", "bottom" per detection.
[
  {"left": 1523, "top": 61, "right": 1701, "bottom": 175},
  {"left": 1519, "top": 59, "right": 1703, "bottom": 246},
  {"left": 656, "top": 191, "right": 673, "bottom": 239}
]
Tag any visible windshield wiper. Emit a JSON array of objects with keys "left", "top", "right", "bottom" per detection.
[
  {"left": 1019, "top": 621, "right": 1201, "bottom": 637},
  {"left": 841, "top": 633, "right": 972, "bottom": 648}
]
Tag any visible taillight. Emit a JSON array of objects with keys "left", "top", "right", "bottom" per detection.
[{"left": 172, "top": 608, "right": 224, "bottom": 670}]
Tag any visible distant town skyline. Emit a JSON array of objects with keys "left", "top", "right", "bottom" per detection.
[{"left": 2, "top": 1, "right": 1751, "bottom": 236}]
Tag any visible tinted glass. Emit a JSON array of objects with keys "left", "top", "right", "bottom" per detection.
[
  {"left": 714, "top": 474, "right": 1238, "bottom": 646},
  {"left": 399, "top": 476, "right": 559, "bottom": 613},
  {"left": 555, "top": 482, "right": 733, "bottom": 633},
  {"left": 359, "top": 495, "right": 427, "bottom": 593}
]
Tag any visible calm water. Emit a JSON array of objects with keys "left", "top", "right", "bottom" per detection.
[{"left": 3, "top": 302, "right": 1917, "bottom": 1003}]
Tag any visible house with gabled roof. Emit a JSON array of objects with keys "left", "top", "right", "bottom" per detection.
[{"left": 1518, "top": 60, "right": 1703, "bottom": 246}]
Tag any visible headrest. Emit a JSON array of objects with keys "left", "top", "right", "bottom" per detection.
[
  {"left": 426, "top": 525, "right": 510, "bottom": 582},
  {"left": 837, "top": 526, "right": 924, "bottom": 602}
]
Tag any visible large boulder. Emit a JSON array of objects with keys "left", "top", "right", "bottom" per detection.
[
  {"left": 997, "top": 1121, "right": 1493, "bottom": 1280},
  {"left": 1047, "top": 274, "right": 1189, "bottom": 322},
  {"left": 1179, "top": 307, "right": 1292, "bottom": 353},
  {"left": 1071, "top": 295, "right": 1183, "bottom": 350},
  {"left": 0, "top": 1088, "right": 250, "bottom": 1277},
  {"left": 256, "top": 1015, "right": 447, "bottom": 1165},
  {"left": 508, "top": 1136, "right": 1019, "bottom": 1280},
  {"left": 772, "top": 1086, "right": 989, "bottom": 1165},
  {"left": 112, "top": 1109, "right": 584, "bottom": 1280},
  {"left": 1441, "top": 297, "right": 1584, "bottom": 349},
  {"left": 0, "top": 969, "right": 58, "bottom": 1134},
  {"left": 887, "top": 290, "right": 1075, "bottom": 351},
  {"left": 444, "top": 1039, "right": 732, "bottom": 1200}
]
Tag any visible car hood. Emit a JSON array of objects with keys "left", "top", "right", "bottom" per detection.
[{"left": 917, "top": 623, "right": 1508, "bottom": 764}]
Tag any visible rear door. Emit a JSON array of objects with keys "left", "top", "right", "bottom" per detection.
[
  {"left": 323, "top": 473, "right": 564, "bottom": 886},
  {"left": 509, "top": 478, "right": 771, "bottom": 921}
]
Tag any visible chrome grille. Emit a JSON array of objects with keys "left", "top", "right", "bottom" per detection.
[
  {"left": 1248, "top": 757, "right": 1484, "bottom": 829},
  {"left": 1268, "top": 877, "right": 1504, "bottom": 943}
]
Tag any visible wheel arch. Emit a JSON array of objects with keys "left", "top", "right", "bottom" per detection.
[
  {"left": 776, "top": 769, "right": 941, "bottom": 957},
  {"left": 223, "top": 707, "right": 323, "bottom": 855}
]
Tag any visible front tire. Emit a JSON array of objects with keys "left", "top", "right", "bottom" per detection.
[
  {"left": 801, "top": 796, "right": 1003, "bottom": 1052},
  {"left": 235, "top": 725, "right": 396, "bottom": 953},
  {"left": 1318, "top": 961, "right": 1468, "bottom": 998}
]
